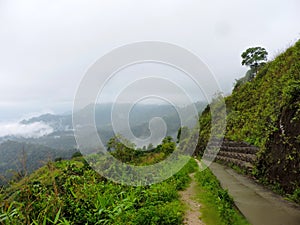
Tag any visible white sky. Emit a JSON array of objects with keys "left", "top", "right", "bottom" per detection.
[{"left": 0, "top": 0, "right": 299, "bottom": 121}]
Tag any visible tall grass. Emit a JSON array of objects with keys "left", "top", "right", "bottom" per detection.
[{"left": 0, "top": 158, "right": 197, "bottom": 225}]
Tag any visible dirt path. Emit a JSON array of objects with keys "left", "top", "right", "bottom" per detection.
[{"left": 180, "top": 173, "right": 205, "bottom": 225}]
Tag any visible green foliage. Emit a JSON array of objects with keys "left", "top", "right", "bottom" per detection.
[
  {"left": 287, "top": 188, "right": 300, "bottom": 204},
  {"left": 241, "top": 46, "right": 268, "bottom": 73},
  {"left": 71, "top": 152, "right": 82, "bottom": 158},
  {"left": 195, "top": 95, "right": 226, "bottom": 156},
  {"left": 176, "top": 127, "right": 190, "bottom": 143},
  {"left": 108, "top": 135, "right": 176, "bottom": 165},
  {"left": 195, "top": 168, "right": 250, "bottom": 225},
  {"left": 226, "top": 40, "right": 300, "bottom": 146},
  {"left": 196, "top": 39, "right": 300, "bottom": 201},
  {"left": 0, "top": 141, "right": 77, "bottom": 185},
  {"left": 234, "top": 68, "right": 255, "bottom": 90},
  {"left": 0, "top": 156, "right": 197, "bottom": 224},
  {"left": 195, "top": 105, "right": 212, "bottom": 156},
  {"left": 282, "top": 79, "right": 300, "bottom": 104}
]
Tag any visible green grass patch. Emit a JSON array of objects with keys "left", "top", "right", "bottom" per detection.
[{"left": 194, "top": 167, "right": 250, "bottom": 225}]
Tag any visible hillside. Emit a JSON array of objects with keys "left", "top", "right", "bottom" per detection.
[
  {"left": 0, "top": 138, "right": 249, "bottom": 225},
  {"left": 196, "top": 40, "right": 300, "bottom": 200},
  {"left": 0, "top": 141, "right": 77, "bottom": 185},
  {"left": 0, "top": 150, "right": 198, "bottom": 224}
]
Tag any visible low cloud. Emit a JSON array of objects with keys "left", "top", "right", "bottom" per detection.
[{"left": 0, "top": 121, "right": 54, "bottom": 138}]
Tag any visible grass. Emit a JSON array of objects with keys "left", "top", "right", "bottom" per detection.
[
  {"left": 0, "top": 148, "right": 251, "bottom": 225},
  {"left": 194, "top": 165, "right": 250, "bottom": 225},
  {"left": 0, "top": 157, "right": 198, "bottom": 225}
]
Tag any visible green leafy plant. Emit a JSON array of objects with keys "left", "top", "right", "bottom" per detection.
[{"left": 195, "top": 168, "right": 250, "bottom": 225}]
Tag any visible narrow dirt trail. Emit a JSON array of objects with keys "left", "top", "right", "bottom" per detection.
[{"left": 180, "top": 173, "right": 205, "bottom": 225}]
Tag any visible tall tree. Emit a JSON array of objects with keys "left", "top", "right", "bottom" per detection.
[{"left": 241, "top": 47, "right": 268, "bottom": 74}]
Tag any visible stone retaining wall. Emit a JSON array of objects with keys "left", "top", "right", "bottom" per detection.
[{"left": 203, "top": 140, "right": 259, "bottom": 173}]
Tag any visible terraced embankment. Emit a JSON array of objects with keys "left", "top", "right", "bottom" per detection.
[
  {"left": 199, "top": 139, "right": 300, "bottom": 225},
  {"left": 204, "top": 140, "right": 259, "bottom": 173}
]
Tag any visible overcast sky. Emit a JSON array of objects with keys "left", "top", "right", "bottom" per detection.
[{"left": 0, "top": 0, "right": 299, "bottom": 121}]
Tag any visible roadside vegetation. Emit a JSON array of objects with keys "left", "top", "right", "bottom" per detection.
[
  {"left": 194, "top": 167, "right": 250, "bottom": 225},
  {"left": 0, "top": 134, "right": 250, "bottom": 225},
  {"left": 0, "top": 137, "right": 199, "bottom": 225}
]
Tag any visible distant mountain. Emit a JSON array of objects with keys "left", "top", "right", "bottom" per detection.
[
  {"left": 21, "top": 113, "right": 72, "bottom": 132},
  {"left": 0, "top": 102, "right": 205, "bottom": 185},
  {"left": 5, "top": 102, "right": 206, "bottom": 150}
]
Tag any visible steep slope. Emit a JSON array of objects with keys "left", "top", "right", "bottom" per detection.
[{"left": 196, "top": 40, "right": 300, "bottom": 199}]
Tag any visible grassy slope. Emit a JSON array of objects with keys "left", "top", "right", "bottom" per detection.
[
  {"left": 226, "top": 40, "right": 300, "bottom": 146},
  {"left": 0, "top": 154, "right": 250, "bottom": 225},
  {"left": 196, "top": 40, "right": 300, "bottom": 200},
  {"left": 0, "top": 157, "right": 198, "bottom": 225}
]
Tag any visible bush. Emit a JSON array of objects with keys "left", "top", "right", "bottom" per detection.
[{"left": 0, "top": 157, "right": 197, "bottom": 224}]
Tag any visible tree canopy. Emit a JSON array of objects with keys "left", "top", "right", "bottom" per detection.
[{"left": 241, "top": 47, "right": 268, "bottom": 73}]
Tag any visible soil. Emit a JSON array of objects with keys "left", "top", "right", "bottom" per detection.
[
  {"left": 180, "top": 173, "right": 204, "bottom": 225},
  {"left": 258, "top": 98, "right": 300, "bottom": 194}
]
